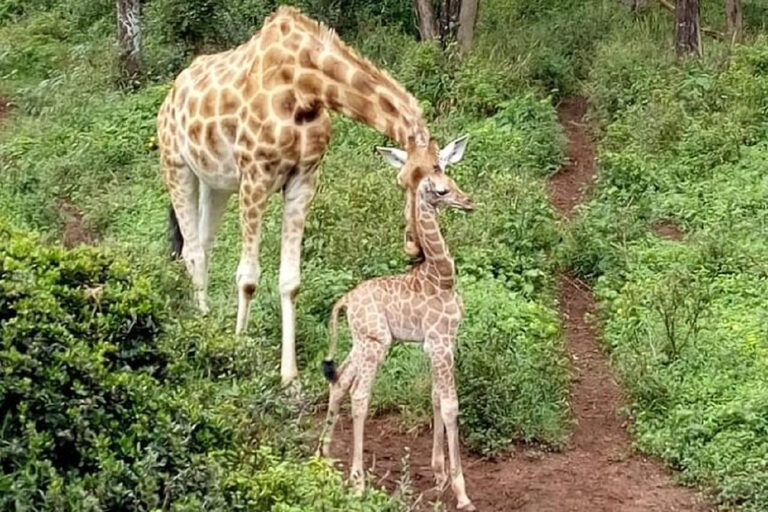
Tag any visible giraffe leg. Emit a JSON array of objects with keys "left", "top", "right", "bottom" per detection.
[
  {"left": 429, "top": 339, "right": 474, "bottom": 511},
  {"left": 350, "top": 335, "right": 388, "bottom": 495},
  {"left": 196, "top": 182, "right": 231, "bottom": 314},
  {"left": 235, "top": 167, "right": 271, "bottom": 335},
  {"left": 431, "top": 373, "right": 448, "bottom": 490},
  {"left": 165, "top": 162, "right": 206, "bottom": 309},
  {"left": 318, "top": 354, "right": 357, "bottom": 458},
  {"left": 276, "top": 170, "right": 319, "bottom": 385}
]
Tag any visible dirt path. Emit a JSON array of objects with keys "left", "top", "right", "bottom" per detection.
[{"left": 327, "top": 97, "right": 710, "bottom": 511}]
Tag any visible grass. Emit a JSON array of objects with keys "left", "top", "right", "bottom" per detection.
[
  {"left": 567, "top": 24, "right": 768, "bottom": 511},
  {"left": 0, "top": 1, "right": 572, "bottom": 508},
  {"left": 5, "top": 0, "right": 768, "bottom": 509}
]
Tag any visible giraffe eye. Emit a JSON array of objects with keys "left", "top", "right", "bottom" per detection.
[{"left": 436, "top": 188, "right": 448, "bottom": 196}]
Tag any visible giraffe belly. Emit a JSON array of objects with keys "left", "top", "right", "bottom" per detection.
[{"left": 178, "top": 132, "right": 240, "bottom": 191}]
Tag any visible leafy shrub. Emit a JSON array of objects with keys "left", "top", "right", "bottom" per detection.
[
  {"left": 575, "top": 30, "right": 768, "bottom": 512},
  {"left": 458, "top": 278, "right": 568, "bottom": 455},
  {"left": 0, "top": 222, "right": 399, "bottom": 510}
]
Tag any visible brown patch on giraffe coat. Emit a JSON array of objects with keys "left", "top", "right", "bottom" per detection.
[
  {"left": 188, "top": 120, "right": 203, "bottom": 145},
  {"left": 380, "top": 95, "right": 398, "bottom": 117},
  {"left": 240, "top": 130, "right": 256, "bottom": 151},
  {"left": 325, "top": 84, "right": 342, "bottom": 110},
  {"left": 219, "top": 69, "right": 234, "bottom": 84},
  {"left": 280, "top": 20, "right": 291, "bottom": 35},
  {"left": 176, "top": 86, "right": 190, "bottom": 108},
  {"left": 306, "top": 123, "right": 330, "bottom": 155},
  {"left": 295, "top": 100, "right": 321, "bottom": 124},
  {"left": 347, "top": 91, "right": 375, "bottom": 122},
  {"left": 255, "top": 147, "right": 279, "bottom": 162},
  {"left": 259, "top": 120, "right": 277, "bottom": 145},
  {"left": 187, "top": 96, "right": 200, "bottom": 116},
  {"left": 250, "top": 94, "right": 269, "bottom": 121},
  {"left": 239, "top": 152, "right": 254, "bottom": 168},
  {"left": 278, "top": 126, "right": 297, "bottom": 149},
  {"left": 205, "top": 123, "right": 222, "bottom": 156},
  {"left": 264, "top": 67, "right": 295, "bottom": 88},
  {"left": 260, "top": 26, "right": 281, "bottom": 49},
  {"left": 322, "top": 55, "right": 349, "bottom": 83},
  {"left": 262, "top": 47, "right": 288, "bottom": 70},
  {"left": 298, "top": 47, "right": 319, "bottom": 69},
  {"left": 195, "top": 74, "right": 211, "bottom": 91},
  {"left": 219, "top": 88, "right": 240, "bottom": 115},
  {"left": 297, "top": 72, "right": 322, "bottom": 97},
  {"left": 200, "top": 90, "right": 218, "bottom": 118},
  {"left": 351, "top": 72, "right": 376, "bottom": 96},
  {"left": 272, "top": 89, "right": 297, "bottom": 119},
  {"left": 199, "top": 150, "right": 212, "bottom": 169},
  {"left": 284, "top": 32, "right": 303, "bottom": 51},
  {"left": 220, "top": 116, "right": 238, "bottom": 142}
]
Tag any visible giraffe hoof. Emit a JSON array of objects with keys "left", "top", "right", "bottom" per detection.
[{"left": 457, "top": 501, "right": 476, "bottom": 511}]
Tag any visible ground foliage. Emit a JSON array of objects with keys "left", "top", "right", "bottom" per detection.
[
  {"left": 569, "top": 24, "right": 768, "bottom": 512},
  {"left": 0, "top": 0, "right": 575, "bottom": 508}
]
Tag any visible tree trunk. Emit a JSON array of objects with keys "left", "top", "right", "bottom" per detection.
[
  {"left": 117, "top": 0, "right": 141, "bottom": 82},
  {"left": 457, "top": 0, "right": 478, "bottom": 54},
  {"left": 726, "top": 0, "right": 743, "bottom": 44},
  {"left": 412, "top": 0, "right": 437, "bottom": 41},
  {"left": 439, "top": 0, "right": 461, "bottom": 44},
  {"left": 675, "top": 0, "right": 702, "bottom": 57}
]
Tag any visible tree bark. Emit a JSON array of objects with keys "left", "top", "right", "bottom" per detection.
[
  {"left": 726, "top": 0, "right": 743, "bottom": 44},
  {"left": 413, "top": 0, "right": 438, "bottom": 41},
  {"left": 457, "top": 0, "right": 478, "bottom": 54},
  {"left": 439, "top": 0, "right": 461, "bottom": 44},
  {"left": 117, "top": 0, "right": 141, "bottom": 82},
  {"left": 675, "top": 0, "right": 702, "bottom": 57}
]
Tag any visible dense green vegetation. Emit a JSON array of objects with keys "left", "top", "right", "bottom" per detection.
[
  {"left": 569, "top": 31, "right": 768, "bottom": 510},
  {"left": 0, "top": 0, "right": 574, "bottom": 508},
  {"left": 2, "top": 0, "right": 768, "bottom": 510}
]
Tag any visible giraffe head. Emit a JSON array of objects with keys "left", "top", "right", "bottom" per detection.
[
  {"left": 418, "top": 170, "right": 474, "bottom": 212},
  {"left": 375, "top": 134, "right": 470, "bottom": 190},
  {"left": 376, "top": 135, "right": 470, "bottom": 256}
]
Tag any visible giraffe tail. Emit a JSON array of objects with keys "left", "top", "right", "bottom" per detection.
[
  {"left": 168, "top": 203, "right": 184, "bottom": 260},
  {"left": 322, "top": 295, "right": 348, "bottom": 383}
]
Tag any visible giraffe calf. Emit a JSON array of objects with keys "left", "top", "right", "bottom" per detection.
[{"left": 317, "top": 171, "right": 475, "bottom": 511}]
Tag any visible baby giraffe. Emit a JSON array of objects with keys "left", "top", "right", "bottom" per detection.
[{"left": 317, "top": 169, "right": 475, "bottom": 511}]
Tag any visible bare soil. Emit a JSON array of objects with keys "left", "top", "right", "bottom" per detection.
[
  {"left": 59, "top": 200, "right": 97, "bottom": 248},
  {"left": 325, "top": 97, "right": 710, "bottom": 511},
  {"left": 653, "top": 220, "right": 685, "bottom": 241},
  {"left": 549, "top": 97, "right": 597, "bottom": 219}
]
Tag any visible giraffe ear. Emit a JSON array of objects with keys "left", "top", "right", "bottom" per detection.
[
  {"left": 438, "top": 134, "right": 469, "bottom": 170},
  {"left": 376, "top": 146, "right": 408, "bottom": 170}
]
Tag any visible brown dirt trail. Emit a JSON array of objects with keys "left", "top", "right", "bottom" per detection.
[{"left": 326, "top": 97, "right": 710, "bottom": 511}]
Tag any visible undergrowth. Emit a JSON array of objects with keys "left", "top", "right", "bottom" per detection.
[{"left": 568, "top": 27, "right": 768, "bottom": 511}]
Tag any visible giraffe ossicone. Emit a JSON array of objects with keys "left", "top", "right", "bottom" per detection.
[
  {"left": 156, "top": 5, "right": 470, "bottom": 386},
  {"left": 317, "top": 170, "right": 475, "bottom": 511}
]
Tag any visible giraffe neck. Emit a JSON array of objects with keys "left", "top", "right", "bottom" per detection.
[
  {"left": 414, "top": 196, "right": 455, "bottom": 289},
  {"left": 253, "top": 7, "right": 430, "bottom": 149}
]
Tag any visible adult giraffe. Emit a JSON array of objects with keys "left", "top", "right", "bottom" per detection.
[{"left": 156, "top": 6, "right": 469, "bottom": 385}]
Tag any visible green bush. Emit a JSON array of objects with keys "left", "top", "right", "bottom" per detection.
[
  {"left": 0, "top": 222, "right": 399, "bottom": 510},
  {"left": 574, "top": 31, "right": 768, "bottom": 511},
  {"left": 458, "top": 278, "right": 567, "bottom": 455}
]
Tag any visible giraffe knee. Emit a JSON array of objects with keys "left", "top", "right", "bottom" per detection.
[
  {"left": 279, "top": 273, "right": 300, "bottom": 300},
  {"left": 440, "top": 399, "right": 459, "bottom": 425},
  {"left": 237, "top": 261, "right": 261, "bottom": 299}
]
